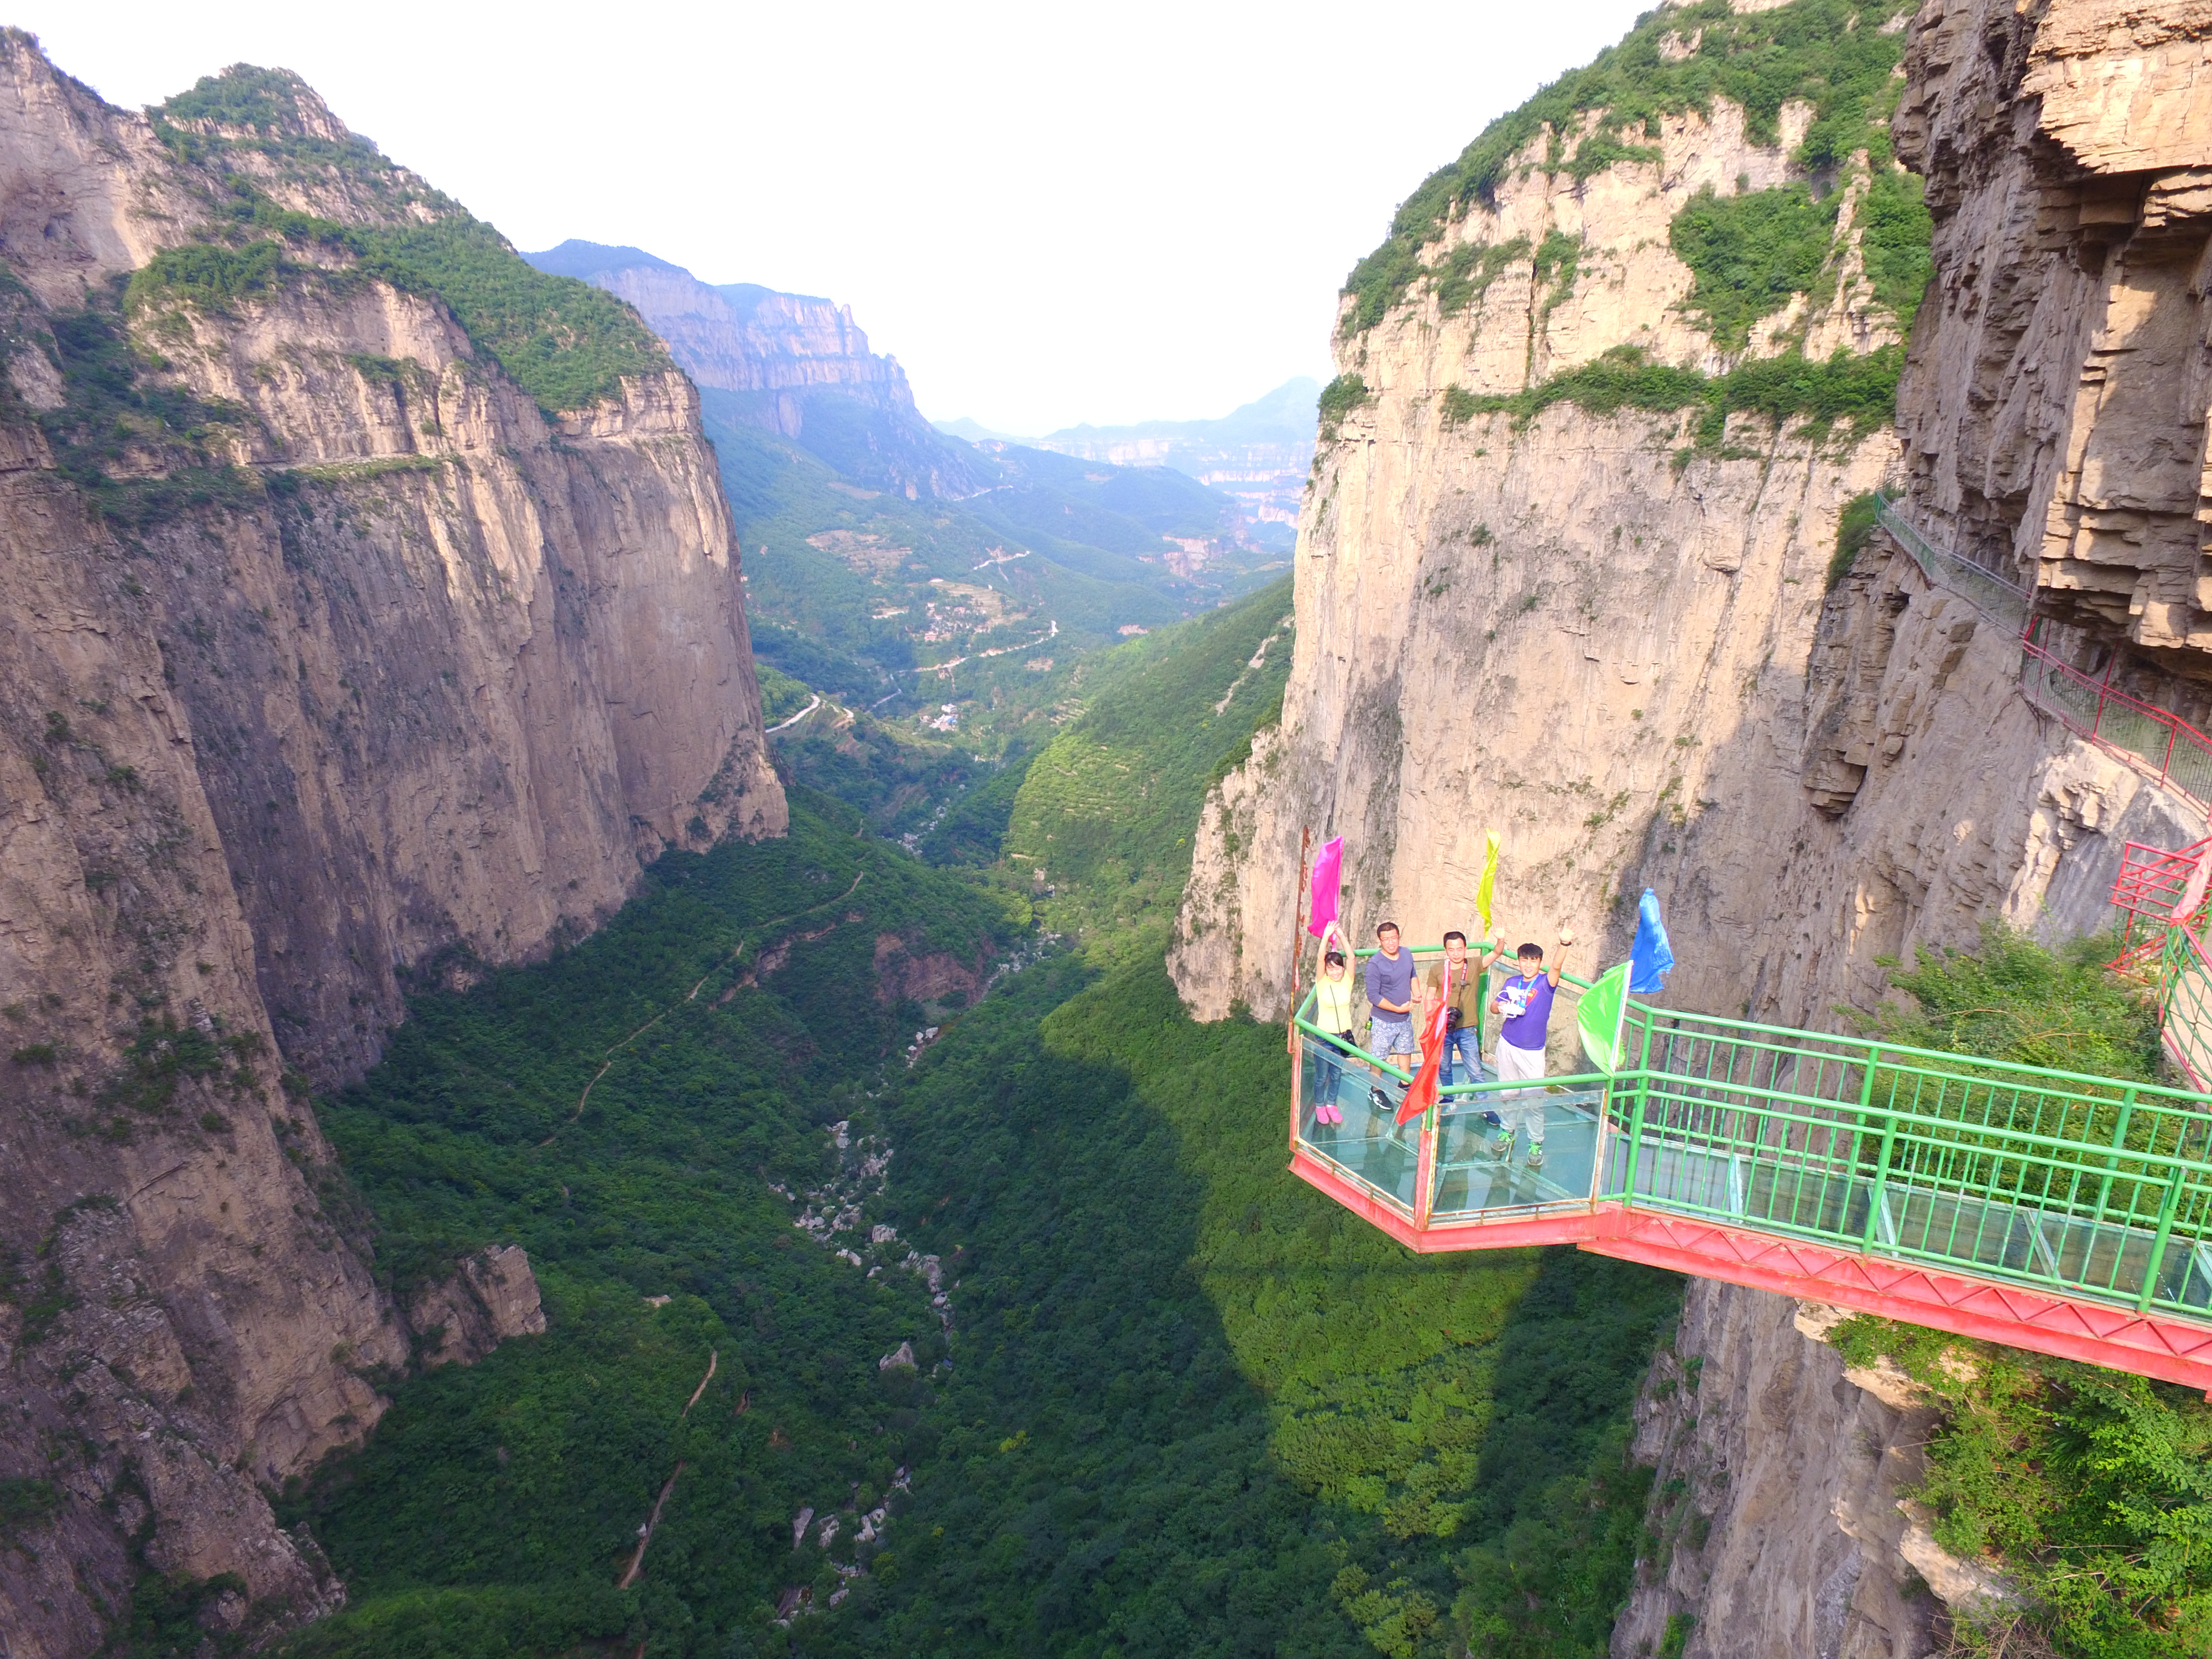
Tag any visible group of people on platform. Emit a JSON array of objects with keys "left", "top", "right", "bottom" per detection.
[{"left": 1306, "top": 917, "right": 1573, "bottom": 1169}]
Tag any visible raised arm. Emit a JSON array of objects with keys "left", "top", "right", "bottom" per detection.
[{"left": 1548, "top": 927, "right": 1575, "bottom": 988}]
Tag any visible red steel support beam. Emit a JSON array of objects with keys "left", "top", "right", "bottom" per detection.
[{"left": 1292, "top": 1154, "right": 2212, "bottom": 1391}]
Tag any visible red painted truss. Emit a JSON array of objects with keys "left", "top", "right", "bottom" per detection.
[{"left": 1288, "top": 1155, "right": 2212, "bottom": 1391}]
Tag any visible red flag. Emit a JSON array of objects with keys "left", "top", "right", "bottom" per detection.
[{"left": 1397, "top": 957, "right": 1451, "bottom": 1125}]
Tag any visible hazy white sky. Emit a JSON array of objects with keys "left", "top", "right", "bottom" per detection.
[{"left": 24, "top": 1, "right": 1648, "bottom": 434}]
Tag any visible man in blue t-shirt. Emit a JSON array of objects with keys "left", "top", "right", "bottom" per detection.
[
  {"left": 1489, "top": 930, "right": 1574, "bottom": 1168},
  {"left": 1363, "top": 921, "right": 1416, "bottom": 1112}
]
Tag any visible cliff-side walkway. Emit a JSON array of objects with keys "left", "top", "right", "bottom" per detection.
[{"left": 1291, "top": 946, "right": 2212, "bottom": 1390}]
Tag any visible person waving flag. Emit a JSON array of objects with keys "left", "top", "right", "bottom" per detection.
[{"left": 1397, "top": 952, "right": 1454, "bottom": 1125}]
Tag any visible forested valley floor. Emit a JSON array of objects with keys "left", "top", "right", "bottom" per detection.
[{"left": 210, "top": 582, "right": 1682, "bottom": 1659}]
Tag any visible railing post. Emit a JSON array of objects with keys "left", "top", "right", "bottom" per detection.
[
  {"left": 1862, "top": 1111, "right": 1899, "bottom": 1249},
  {"left": 1288, "top": 1029, "right": 1304, "bottom": 1155},
  {"left": 1620, "top": 1009, "right": 1654, "bottom": 1206},
  {"left": 2090, "top": 1087, "right": 2137, "bottom": 1234},
  {"left": 2137, "top": 1163, "right": 2190, "bottom": 1313},
  {"left": 1414, "top": 1105, "right": 1437, "bottom": 1230}
]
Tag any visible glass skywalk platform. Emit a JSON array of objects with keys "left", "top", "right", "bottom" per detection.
[{"left": 1291, "top": 949, "right": 2212, "bottom": 1391}]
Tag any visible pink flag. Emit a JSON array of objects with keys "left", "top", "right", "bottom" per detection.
[{"left": 1307, "top": 836, "right": 1343, "bottom": 938}]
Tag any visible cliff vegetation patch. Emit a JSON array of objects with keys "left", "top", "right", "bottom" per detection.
[
  {"left": 1454, "top": 342, "right": 1901, "bottom": 451},
  {"left": 138, "top": 62, "right": 672, "bottom": 414},
  {"left": 1826, "top": 927, "right": 2207, "bottom": 1658},
  {"left": 1669, "top": 183, "right": 1841, "bottom": 351},
  {"left": 1318, "top": 372, "right": 1374, "bottom": 440},
  {"left": 34, "top": 287, "right": 263, "bottom": 530},
  {"left": 1341, "top": 0, "right": 1921, "bottom": 337}
]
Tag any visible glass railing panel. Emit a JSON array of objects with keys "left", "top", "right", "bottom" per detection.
[
  {"left": 1295, "top": 1029, "right": 1420, "bottom": 1214},
  {"left": 1428, "top": 1082, "right": 1605, "bottom": 1218}
]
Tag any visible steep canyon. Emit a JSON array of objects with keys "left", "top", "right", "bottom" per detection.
[{"left": 0, "top": 40, "right": 780, "bottom": 1653}]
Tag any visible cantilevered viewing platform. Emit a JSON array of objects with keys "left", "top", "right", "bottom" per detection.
[{"left": 1291, "top": 948, "right": 2212, "bottom": 1391}]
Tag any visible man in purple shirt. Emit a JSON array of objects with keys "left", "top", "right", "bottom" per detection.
[
  {"left": 1490, "top": 928, "right": 1574, "bottom": 1168},
  {"left": 1363, "top": 921, "right": 1416, "bottom": 1113}
]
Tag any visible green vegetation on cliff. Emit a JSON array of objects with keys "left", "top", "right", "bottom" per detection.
[
  {"left": 124, "top": 207, "right": 670, "bottom": 415},
  {"left": 1669, "top": 184, "right": 1840, "bottom": 351},
  {"left": 1824, "top": 929, "right": 2210, "bottom": 1658},
  {"left": 1454, "top": 342, "right": 1901, "bottom": 450},
  {"left": 134, "top": 65, "right": 671, "bottom": 414},
  {"left": 151, "top": 64, "right": 404, "bottom": 188},
  {"left": 33, "top": 285, "right": 263, "bottom": 529},
  {"left": 1340, "top": 0, "right": 1923, "bottom": 338},
  {"left": 350, "top": 217, "right": 671, "bottom": 413}
]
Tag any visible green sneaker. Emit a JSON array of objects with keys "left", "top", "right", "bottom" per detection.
[{"left": 1525, "top": 1144, "right": 1545, "bottom": 1170}]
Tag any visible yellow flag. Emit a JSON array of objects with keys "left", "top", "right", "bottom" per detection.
[{"left": 1474, "top": 830, "right": 1501, "bottom": 939}]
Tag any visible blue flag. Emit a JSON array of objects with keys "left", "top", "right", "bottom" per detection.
[{"left": 1628, "top": 889, "right": 1674, "bottom": 995}]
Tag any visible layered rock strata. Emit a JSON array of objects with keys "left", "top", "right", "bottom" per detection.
[
  {"left": 0, "top": 39, "right": 780, "bottom": 1653},
  {"left": 1173, "top": 0, "right": 2212, "bottom": 1651},
  {"left": 525, "top": 240, "right": 987, "bottom": 499}
]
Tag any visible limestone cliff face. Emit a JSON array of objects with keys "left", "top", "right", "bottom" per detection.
[
  {"left": 0, "top": 39, "right": 781, "bottom": 1653},
  {"left": 1173, "top": 0, "right": 2212, "bottom": 1651},
  {"left": 1170, "top": 49, "right": 1929, "bottom": 1033},
  {"left": 525, "top": 240, "right": 988, "bottom": 499}
]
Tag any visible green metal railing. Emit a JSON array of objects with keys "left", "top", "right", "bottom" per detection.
[{"left": 1292, "top": 948, "right": 2212, "bottom": 1322}]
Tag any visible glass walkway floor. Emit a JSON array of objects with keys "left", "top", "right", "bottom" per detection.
[{"left": 1291, "top": 950, "right": 2212, "bottom": 1391}]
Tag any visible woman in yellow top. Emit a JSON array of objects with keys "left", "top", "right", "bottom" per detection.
[{"left": 1310, "top": 920, "right": 1360, "bottom": 1125}]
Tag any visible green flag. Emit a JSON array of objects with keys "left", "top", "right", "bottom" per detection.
[{"left": 1578, "top": 963, "right": 1629, "bottom": 1072}]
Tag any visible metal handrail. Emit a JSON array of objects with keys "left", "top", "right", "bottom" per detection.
[
  {"left": 1289, "top": 975, "right": 2212, "bottom": 1323},
  {"left": 2021, "top": 634, "right": 2212, "bottom": 813},
  {"left": 2112, "top": 837, "right": 2212, "bottom": 922},
  {"left": 1872, "top": 491, "right": 2212, "bottom": 816},
  {"left": 1874, "top": 492, "right": 2030, "bottom": 632}
]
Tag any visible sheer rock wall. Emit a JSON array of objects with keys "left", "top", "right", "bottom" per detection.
[
  {"left": 1615, "top": 3, "right": 2212, "bottom": 1651},
  {"left": 0, "top": 37, "right": 780, "bottom": 1655},
  {"left": 1171, "top": 0, "right": 2212, "bottom": 1652}
]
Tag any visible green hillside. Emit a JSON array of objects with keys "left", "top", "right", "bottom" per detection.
[
  {"left": 258, "top": 800, "right": 1018, "bottom": 1655},
  {"left": 241, "top": 571, "right": 1678, "bottom": 1659},
  {"left": 1004, "top": 579, "right": 1295, "bottom": 948}
]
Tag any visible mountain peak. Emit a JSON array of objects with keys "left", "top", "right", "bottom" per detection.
[
  {"left": 153, "top": 62, "right": 357, "bottom": 147},
  {"left": 523, "top": 239, "right": 690, "bottom": 281}
]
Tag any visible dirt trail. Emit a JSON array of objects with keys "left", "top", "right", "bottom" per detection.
[
  {"left": 617, "top": 1347, "right": 716, "bottom": 1590},
  {"left": 538, "top": 870, "right": 867, "bottom": 1147}
]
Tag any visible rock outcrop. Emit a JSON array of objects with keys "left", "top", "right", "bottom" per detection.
[
  {"left": 0, "top": 40, "right": 780, "bottom": 1653},
  {"left": 404, "top": 1245, "right": 547, "bottom": 1369},
  {"left": 1172, "top": 0, "right": 2212, "bottom": 1651},
  {"left": 525, "top": 239, "right": 988, "bottom": 499}
]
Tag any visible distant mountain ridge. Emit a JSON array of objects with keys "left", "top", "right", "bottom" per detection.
[
  {"left": 942, "top": 379, "right": 1322, "bottom": 539},
  {"left": 523, "top": 239, "right": 987, "bottom": 499}
]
